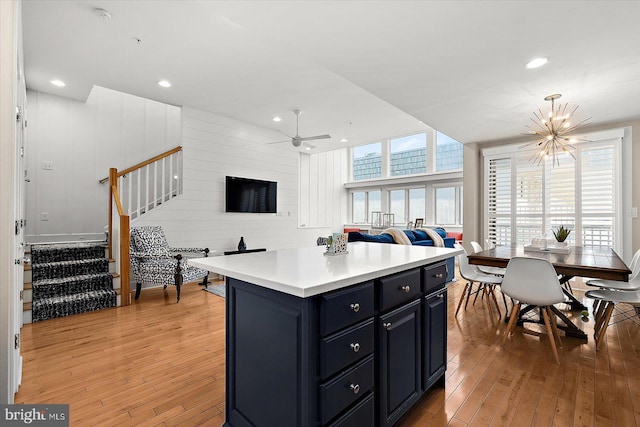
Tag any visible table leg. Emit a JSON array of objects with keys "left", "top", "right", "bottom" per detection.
[
  {"left": 509, "top": 304, "right": 588, "bottom": 341},
  {"left": 549, "top": 305, "right": 588, "bottom": 340},
  {"left": 559, "top": 275, "right": 587, "bottom": 311}
]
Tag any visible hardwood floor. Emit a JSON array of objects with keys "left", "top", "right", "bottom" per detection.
[{"left": 15, "top": 273, "right": 640, "bottom": 426}]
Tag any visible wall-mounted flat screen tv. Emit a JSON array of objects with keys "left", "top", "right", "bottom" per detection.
[{"left": 225, "top": 176, "right": 277, "bottom": 213}]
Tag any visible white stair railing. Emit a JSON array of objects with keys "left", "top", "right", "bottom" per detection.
[{"left": 101, "top": 146, "right": 183, "bottom": 305}]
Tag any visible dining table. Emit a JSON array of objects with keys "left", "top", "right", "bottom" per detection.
[{"left": 467, "top": 244, "right": 631, "bottom": 341}]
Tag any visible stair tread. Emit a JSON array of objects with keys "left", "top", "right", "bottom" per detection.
[
  {"left": 31, "top": 242, "right": 107, "bottom": 250},
  {"left": 32, "top": 272, "right": 113, "bottom": 286},
  {"left": 33, "top": 289, "right": 117, "bottom": 306},
  {"left": 32, "top": 257, "right": 108, "bottom": 267}
]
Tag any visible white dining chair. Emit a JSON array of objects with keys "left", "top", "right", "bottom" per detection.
[
  {"left": 587, "top": 248, "right": 640, "bottom": 290},
  {"left": 469, "top": 241, "right": 507, "bottom": 276},
  {"left": 455, "top": 244, "right": 503, "bottom": 318},
  {"left": 585, "top": 289, "right": 640, "bottom": 349},
  {"left": 586, "top": 248, "right": 640, "bottom": 312},
  {"left": 500, "top": 256, "right": 565, "bottom": 364}
]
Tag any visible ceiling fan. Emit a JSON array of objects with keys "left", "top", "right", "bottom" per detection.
[{"left": 268, "top": 109, "right": 331, "bottom": 149}]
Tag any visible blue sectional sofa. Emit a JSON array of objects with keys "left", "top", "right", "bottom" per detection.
[{"left": 348, "top": 228, "right": 456, "bottom": 282}]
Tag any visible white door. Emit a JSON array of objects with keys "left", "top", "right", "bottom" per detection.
[{"left": 12, "top": 50, "right": 27, "bottom": 394}]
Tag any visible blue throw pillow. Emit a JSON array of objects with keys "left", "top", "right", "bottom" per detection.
[
  {"left": 403, "top": 230, "right": 416, "bottom": 242},
  {"left": 434, "top": 227, "right": 447, "bottom": 239},
  {"left": 412, "top": 230, "right": 428, "bottom": 241}
]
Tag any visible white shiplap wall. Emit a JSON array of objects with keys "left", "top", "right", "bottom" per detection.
[
  {"left": 25, "top": 87, "right": 181, "bottom": 242},
  {"left": 26, "top": 86, "right": 346, "bottom": 251},
  {"left": 299, "top": 150, "right": 349, "bottom": 229},
  {"left": 133, "top": 107, "right": 334, "bottom": 253}
]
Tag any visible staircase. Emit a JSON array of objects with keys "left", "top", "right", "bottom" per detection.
[{"left": 27, "top": 242, "right": 118, "bottom": 322}]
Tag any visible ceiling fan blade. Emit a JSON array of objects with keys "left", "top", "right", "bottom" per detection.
[
  {"left": 300, "top": 134, "right": 331, "bottom": 142},
  {"left": 267, "top": 139, "right": 292, "bottom": 145}
]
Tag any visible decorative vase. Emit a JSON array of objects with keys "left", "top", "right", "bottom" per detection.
[{"left": 238, "top": 237, "right": 246, "bottom": 251}]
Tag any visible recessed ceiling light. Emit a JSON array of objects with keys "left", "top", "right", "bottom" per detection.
[
  {"left": 272, "top": 116, "right": 282, "bottom": 122},
  {"left": 526, "top": 57, "right": 549, "bottom": 69},
  {"left": 304, "top": 147, "right": 312, "bottom": 151},
  {"left": 50, "top": 80, "right": 65, "bottom": 87},
  {"left": 340, "top": 138, "right": 348, "bottom": 143},
  {"left": 158, "top": 80, "right": 171, "bottom": 88}
]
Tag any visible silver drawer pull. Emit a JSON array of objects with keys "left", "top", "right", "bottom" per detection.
[
  {"left": 434, "top": 273, "right": 444, "bottom": 279},
  {"left": 349, "top": 383, "right": 360, "bottom": 394},
  {"left": 350, "top": 303, "right": 360, "bottom": 313},
  {"left": 350, "top": 343, "right": 360, "bottom": 353},
  {"left": 383, "top": 322, "right": 392, "bottom": 330},
  {"left": 400, "top": 285, "right": 411, "bottom": 293}
]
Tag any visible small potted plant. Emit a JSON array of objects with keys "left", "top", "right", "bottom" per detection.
[{"left": 552, "top": 225, "right": 571, "bottom": 247}]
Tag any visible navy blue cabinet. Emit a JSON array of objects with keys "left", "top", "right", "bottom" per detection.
[
  {"left": 423, "top": 289, "right": 447, "bottom": 391},
  {"left": 223, "top": 260, "right": 448, "bottom": 427},
  {"left": 378, "top": 299, "right": 422, "bottom": 426}
]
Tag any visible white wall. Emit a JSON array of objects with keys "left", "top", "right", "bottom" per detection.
[
  {"left": 132, "top": 107, "right": 331, "bottom": 253},
  {"left": 25, "top": 86, "right": 181, "bottom": 242}
]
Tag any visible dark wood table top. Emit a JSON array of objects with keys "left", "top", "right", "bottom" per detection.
[{"left": 467, "top": 244, "right": 631, "bottom": 282}]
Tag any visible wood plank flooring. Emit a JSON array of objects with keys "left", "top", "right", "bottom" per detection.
[{"left": 14, "top": 273, "right": 640, "bottom": 426}]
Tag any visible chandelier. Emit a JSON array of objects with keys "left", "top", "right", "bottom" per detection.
[{"left": 523, "top": 94, "right": 591, "bottom": 166}]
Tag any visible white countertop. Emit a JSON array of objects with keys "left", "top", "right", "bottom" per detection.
[{"left": 188, "top": 242, "right": 462, "bottom": 298}]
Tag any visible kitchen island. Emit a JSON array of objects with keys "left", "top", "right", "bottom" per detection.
[{"left": 190, "top": 242, "right": 461, "bottom": 427}]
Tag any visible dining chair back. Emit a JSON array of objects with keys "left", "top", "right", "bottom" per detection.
[
  {"left": 469, "top": 241, "right": 507, "bottom": 277},
  {"left": 501, "top": 257, "right": 564, "bottom": 306},
  {"left": 500, "top": 256, "right": 565, "bottom": 363},
  {"left": 586, "top": 248, "right": 640, "bottom": 293},
  {"left": 455, "top": 244, "right": 503, "bottom": 317},
  {"left": 470, "top": 241, "right": 483, "bottom": 254}
]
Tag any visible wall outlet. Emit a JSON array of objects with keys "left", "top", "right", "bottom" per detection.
[
  {"left": 631, "top": 207, "right": 638, "bottom": 218},
  {"left": 40, "top": 212, "right": 49, "bottom": 221},
  {"left": 41, "top": 161, "right": 53, "bottom": 170}
]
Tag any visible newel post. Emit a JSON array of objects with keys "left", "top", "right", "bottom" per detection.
[{"left": 108, "top": 167, "right": 117, "bottom": 259}]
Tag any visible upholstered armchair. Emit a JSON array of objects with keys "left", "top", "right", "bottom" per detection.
[{"left": 129, "top": 226, "right": 210, "bottom": 302}]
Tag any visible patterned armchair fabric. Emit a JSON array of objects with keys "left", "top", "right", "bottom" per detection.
[{"left": 130, "top": 226, "right": 209, "bottom": 302}]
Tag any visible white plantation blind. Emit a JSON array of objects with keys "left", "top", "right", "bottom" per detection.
[
  {"left": 484, "top": 137, "right": 621, "bottom": 251},
  {"left": 581, "top": 143, "right": 616, "bottom": 247},
  {"left": 487, "top": 157, "right": 511, "bottom": 245},
  {"left": 515, "top": 159, "right": 544, "bottom": 244}
]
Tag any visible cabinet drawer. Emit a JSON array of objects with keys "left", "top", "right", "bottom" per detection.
[
  {"left": 423, "top": 261, "right": 447, "bottom": 294},
  {"left": 321, "top": 282, "right": 374, "bottom": 336},
  {"left": 379, "top": 268, "right": 422, "bottom": 311},
  {"left": 321, "top": 320, "right": 374, "bottom": 380},
  {"left": 320, "top": 355, "right": 375, "bottom": 425},
  {"left": 326, "top": 392, "right": 374, "bottom": 427}
]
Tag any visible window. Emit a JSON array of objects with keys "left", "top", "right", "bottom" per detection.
[
  {"left": 368, "top": 190, "right": 381, "bottom": 223},
  {"left": 352, "top": 142, "right": 382, "bottom": 180},
  {"left": 352, "top": 192, "right": 366, "bottom": 223},
  {"left": 484, "top": 136, "right": 620, "bottom": 250},
  {"left": 436, "top": 131, "right": 463, "bottom": 171},
  {"left": 347, "top": 128, "right": 463, "bottom": 227},
  {"left": 389, "top": 189, "right": 406, "bottom": 225},
  {"left": 408, "top": 188, "right": 426, "bottom": 223},
  {"left": 390, "top": 133, "right": 426, "bottom": 176},
  {"left": 436, "top": 187, "right": 456, "bottom": 225},
  {"left": 435, "top": 186, "right": 463, "bottom": 225},
  {"left": 351, "top": 189, "right": 381, "bottom": 223}
]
